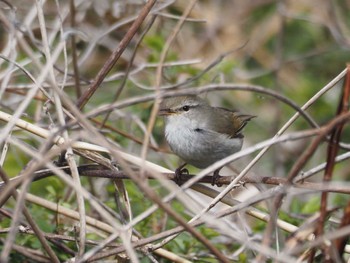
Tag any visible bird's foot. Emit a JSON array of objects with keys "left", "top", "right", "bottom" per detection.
[
  {"left": 174, "top": 164, "right": 188, "bottom": 185},
  {"left": 212, "top": 169, "right": 223, "bottom": 187}
]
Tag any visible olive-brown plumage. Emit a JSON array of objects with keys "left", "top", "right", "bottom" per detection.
[{"left": 159, "top": 95, "right": 254, "bottom": 184}]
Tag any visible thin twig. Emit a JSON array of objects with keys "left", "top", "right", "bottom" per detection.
[
  {"left": 0, "top": 168, "right": 60, "bottom": 263},
  {"left": 313, "top": 64, "right": 350, "bottom": 261},
  {"left": 75, "top": 0, "right": 157, "bottom": 110},
  {"left": 260, "top": 110, "right": 350, "bottom": 259},
  {"left": 100, "top": 15, "right": 157, "bottom": 127},
  {"left": 69, "top": 0, "right": 81, "bottom": 98},
  {"left": 5, "top": 165, "right": 350, "bottom": 195}
]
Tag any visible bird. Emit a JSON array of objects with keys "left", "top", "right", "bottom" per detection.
[{"left": 158, "top": 95, "right": 254, "bottom": 185}]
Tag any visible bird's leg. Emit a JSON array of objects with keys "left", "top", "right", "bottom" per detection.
[
  {"left": 174, "top": 163, "right": 188, "bottom": 185},
  {"left": 212, "top": 167, "right": 223, "bottom": 187}
]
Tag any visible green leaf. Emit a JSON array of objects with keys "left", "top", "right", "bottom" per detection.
[{"left": 301, "top": 196, "right": 321, "bottom": 214}]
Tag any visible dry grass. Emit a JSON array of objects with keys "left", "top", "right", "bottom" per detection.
[{"left": 0, "top": 1, "right": 350, "bottom": 262}]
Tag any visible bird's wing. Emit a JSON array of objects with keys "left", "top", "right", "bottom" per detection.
[{"left": 210, "top": 107, "right": 255, "bottom": 138}]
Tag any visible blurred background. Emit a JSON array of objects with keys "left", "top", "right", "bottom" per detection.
[{"left": 1, "top": 0, "right": 350, "bottom": 261}]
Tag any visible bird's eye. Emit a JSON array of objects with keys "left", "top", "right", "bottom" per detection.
[{"left": 182, "top": 105, "right": 190, "bottom": 111}]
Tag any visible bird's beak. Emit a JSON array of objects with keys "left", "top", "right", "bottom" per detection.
[{"left": 158, "top": 108, "right": 175, "bottom": 116}]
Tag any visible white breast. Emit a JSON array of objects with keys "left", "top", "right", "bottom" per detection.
[{"left": 164, "top": 115, "right": 243, "bottom": 168}]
